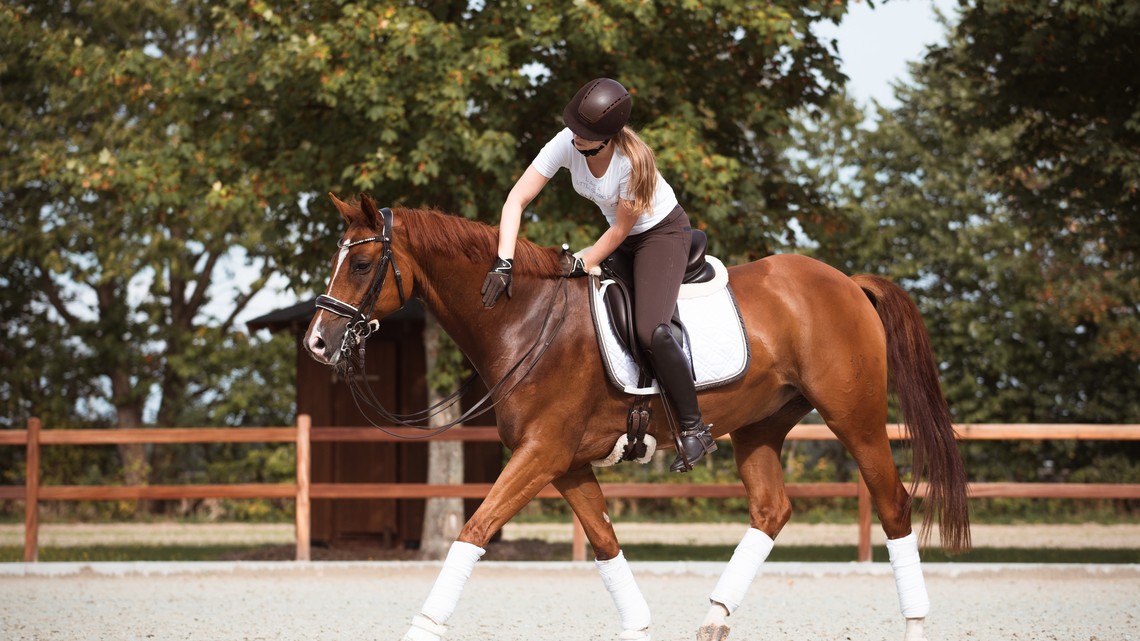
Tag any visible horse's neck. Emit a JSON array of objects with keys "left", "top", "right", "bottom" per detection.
[
  {"left": 393, "top": 210, "right": 564, "bottom": 381},
  {"left": 416, "top": 261, "right": 559, "bottom": 382}
]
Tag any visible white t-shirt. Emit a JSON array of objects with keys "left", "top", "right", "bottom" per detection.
[{"left": 531, "top": 128, "right": 679, "bottom": 235}]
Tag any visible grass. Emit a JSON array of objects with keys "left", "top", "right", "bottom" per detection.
[
  {"left": 0, "top": 545, "right": 266, "bottom": 563},
  {"left": 3, "top": 543, "right": 1137, "bottom": 564}
]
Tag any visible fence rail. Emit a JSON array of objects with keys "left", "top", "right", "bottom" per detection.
[{"left": 3, "top": 417, "right": 1139, "bottom": 563}]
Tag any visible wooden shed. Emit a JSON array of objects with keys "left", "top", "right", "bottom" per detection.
[{"left": 247, "top": 299, "right": 502, "bottom": 548}]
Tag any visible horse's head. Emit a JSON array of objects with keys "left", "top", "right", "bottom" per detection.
[{"left": 305, "top": 193, "right": 411, "bottom": 366}]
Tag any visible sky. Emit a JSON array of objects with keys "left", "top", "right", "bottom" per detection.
[
  {"left": 816, "top": 0, "right": 958, "bottom": 110},
  {"left": 230, "top": 0, "right": 960, "bottom": 329}
]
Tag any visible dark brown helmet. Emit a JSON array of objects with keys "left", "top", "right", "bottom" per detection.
[{"left": 562, "top": 78, "right": 632, "bottom": 140}]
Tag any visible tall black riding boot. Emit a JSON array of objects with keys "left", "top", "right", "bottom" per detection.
[{"left": 643, "top": 324, "right": 717, "bottom": 472}]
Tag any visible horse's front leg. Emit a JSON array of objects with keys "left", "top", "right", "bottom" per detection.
[
  {"left": 401, "top": 445, "right": 567, "bottom": 641},
  {"left": 554, "top": 465, "right": 651, "bottom": 641}
]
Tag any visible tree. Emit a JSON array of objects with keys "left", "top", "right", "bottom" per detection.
[
  {"left": 1, "top": 2, "right": 303, "bottom": 495},
  {"left": 801, "top": 60, "right": 1139, "bottom": 425},
  {"left": 221, "top": 0, "right": 853, "bottom": 267},
  {"left": 787, "top": 5, "right": 1139, "bottom": 514},
  {"left": 2, "top": 0, "right": 861, "bottom": 519},
  {"left": 928, "top": 0, "right": 1140, "bottom": 364}
]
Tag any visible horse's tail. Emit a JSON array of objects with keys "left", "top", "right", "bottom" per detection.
[{"left": 852, "top": 274, "right": 971, "bottom": 554}]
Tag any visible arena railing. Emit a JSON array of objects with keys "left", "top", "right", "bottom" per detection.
[{"left": 2, "top": 416, "right": 1138, "bottom": 562}]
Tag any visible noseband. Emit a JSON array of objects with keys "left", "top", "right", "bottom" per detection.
[{"left": 314, "top": 206, "right": 406, "bottom": 357}]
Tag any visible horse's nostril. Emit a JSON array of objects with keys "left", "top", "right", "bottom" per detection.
[{"left": 308, "top": 333, "right": 327, "bottom": 356}]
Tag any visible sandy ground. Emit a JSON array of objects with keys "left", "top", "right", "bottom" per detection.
[
  {"left": 1, "top": 561, "right": 1137, "bottom": 640},
  {"left": 2, "top": 521, "right": 1139, "bottom": 549}
]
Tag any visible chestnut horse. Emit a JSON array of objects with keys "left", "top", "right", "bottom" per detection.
[{"left": 305, "top": 195, "right": 969, "bottom": 641}]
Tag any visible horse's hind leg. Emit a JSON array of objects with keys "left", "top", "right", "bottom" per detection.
[
  {"left": 554, "top": 465, "right": 651, "bottom": 641},
  {"left": 699, "top": 410, "right": 801, "bottom": 641},
  {"left": 824, "top": 404, "right": 931, "bottom": 641}
]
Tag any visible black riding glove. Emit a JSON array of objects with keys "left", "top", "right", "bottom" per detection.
[
  {"left": 481, "top": 257, "right": 513, "bottom": 308},
  {"left": 559, "top": 246, "right": 588, "bottom": 278}
]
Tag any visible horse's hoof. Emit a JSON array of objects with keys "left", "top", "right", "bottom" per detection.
[
  {"left": 902, "top": 617, "right": 927, "bottom": 641},
  {"left": 696, "top": 623, "right": 730, "bottom": 641},
  {"left": 619, "top": 627, "right": 650, "bottom": 641},
  {"left": 402, "top": 615, "right": 445, "bottom": 641}
]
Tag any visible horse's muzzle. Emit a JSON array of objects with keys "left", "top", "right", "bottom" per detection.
[{"left": 305, "top": 323, "right": 344, "bottom": 366}]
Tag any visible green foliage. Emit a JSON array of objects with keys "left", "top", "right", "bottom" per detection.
[
  {"left": 780, "top": 0, "right": 1140, "bottom": 520},
  {"left": 928, "top": 0, "right": 1140, "bottom": 384},
  {"left": 933, "top": 0, "right": 1140, "bottom": 269},
  {"left": 4, "top": 0, "right": 1137, "bottom": 527},
  {"left": 0, "top": 544, "right": 267, "bottom": 563},
  {"left": 796, "top": 12, "right": 1139, "bottom": 427},
  {"left": 1, "top": 3, "right": 296, "bottom": 425},
  {"left": 1, "top": 0, "right": 855, "bottom": 521}
]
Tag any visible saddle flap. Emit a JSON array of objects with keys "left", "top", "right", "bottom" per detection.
[{"left": 589, "top": 257, "right": 748, "bottom": 396}]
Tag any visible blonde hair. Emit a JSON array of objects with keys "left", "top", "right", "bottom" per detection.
[{"left": 613, "top": 127, "right": 658, "bottom": 216}]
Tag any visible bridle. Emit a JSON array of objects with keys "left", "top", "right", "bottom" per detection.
[
  {"left": 313, "top": 206, "right": 570, "bottom": 438},
  {"left": 314, "top": 206, "right": 406, "bottom": 359}
]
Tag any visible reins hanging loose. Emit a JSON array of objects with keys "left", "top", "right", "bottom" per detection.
[{"left": 345, "top": 277, "right": 570, "bottom": 439}]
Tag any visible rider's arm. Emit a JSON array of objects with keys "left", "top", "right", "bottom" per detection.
[
  {"left": 577, "top": 199, "right": 640, "bottom": 271},
  {"left": 497, "top": 166, "right": 550, "bottom": 260}
]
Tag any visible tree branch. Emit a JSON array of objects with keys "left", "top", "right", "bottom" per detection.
[
  {"left": 38, "top": 269, "right": 80, "bottom": 327},
  {"left": 181, "top": 249, "right": 221, "bottom": 328}
]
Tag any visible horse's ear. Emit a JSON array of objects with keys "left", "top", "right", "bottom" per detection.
[
  {"left": 359, "top": 193, "right": 382, "bottom": 229},
  {"left": 328, "top": 192, "right": 357, "bottom": 224}
]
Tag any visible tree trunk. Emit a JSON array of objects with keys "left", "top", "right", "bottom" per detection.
[
  {"left": 419, "top": 312, "right": 465, "bottom": 560},
  {"left": 111, "top": 370, "right": 150, "bottom": 516}
]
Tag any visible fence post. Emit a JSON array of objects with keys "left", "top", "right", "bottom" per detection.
[
  {"left": 24, "top": 417, "right": 41, "bottom": 563},
  {"left": 295, "top": 414, "right": 311, "bottom": 562},
  {"left": 857, "top": 473, "right": 872, "bottom": 562}
]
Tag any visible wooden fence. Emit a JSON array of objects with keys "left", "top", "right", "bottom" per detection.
[{"left": 2, "top": 417, "right": 1138, "bottom": 563}]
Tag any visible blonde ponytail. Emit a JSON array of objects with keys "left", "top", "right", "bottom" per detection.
[{"left": 613, "top": 127, "right": 658, "bottom": 216}]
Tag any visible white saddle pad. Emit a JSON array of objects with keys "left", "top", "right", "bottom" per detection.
[{"left": 589, "top": 256, "right": 751, "bottom": 395}]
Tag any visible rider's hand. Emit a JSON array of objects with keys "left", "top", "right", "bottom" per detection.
[
  {"left": 481, "top": 257, "right": 513, "bottom": 308},
  {"left": 560, "top": 247, "right": 588, "bottom": 278}
]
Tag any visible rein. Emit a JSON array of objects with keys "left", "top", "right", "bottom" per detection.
[
  {"left": 346, "top": 278, "right": 569, "bottom": 439},
  {"left": 315, "top": 207, "right": 570, "bottom": 438}
]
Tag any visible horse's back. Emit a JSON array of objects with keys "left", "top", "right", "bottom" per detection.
[
  {"left": 727, "top": 254, "right": 886, "bottom": 388},
  {"left": 728, "top": 253, "right": 875, "bottom": 323}
]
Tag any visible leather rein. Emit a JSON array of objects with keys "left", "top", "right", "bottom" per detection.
[{"left": 314, "top": 207, "right": 569, "bottom": 438}]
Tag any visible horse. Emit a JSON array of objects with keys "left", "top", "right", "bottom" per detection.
[{"left": 304, "top": 194, "right": 970, "bottom": 641}]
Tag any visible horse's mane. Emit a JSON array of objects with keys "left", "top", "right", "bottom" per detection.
[{"left": 392, "top": 207, "right": 563, "bottom": 277}]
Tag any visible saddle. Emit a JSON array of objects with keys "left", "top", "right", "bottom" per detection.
[
  {"left": 599, "top": 229, "right": 717, "bottom": 385},
  {"left": 587, "top": 231, "right": 748, "bottom": 467}
]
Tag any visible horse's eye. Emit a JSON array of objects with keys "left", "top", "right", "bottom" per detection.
[{"left": 351, "top": 260, "right": 372, "bottom": 274}]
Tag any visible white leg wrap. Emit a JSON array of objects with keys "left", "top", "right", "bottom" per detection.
[
  {"left": 413, "top": 540, "right": 485, "bottom": 635},
  {"left": 709, "top": 528, "right": 774, "bottom": 615},
  {"left": 596, "top": 550, "right": 652, "bottom": 637},
  {"left": 886, "top": 532, "right": 930, "bottom": 619}
]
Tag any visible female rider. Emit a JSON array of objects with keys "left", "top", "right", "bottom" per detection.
[{"left": 480, "top": 78, "right": 716, "bottom": 472}]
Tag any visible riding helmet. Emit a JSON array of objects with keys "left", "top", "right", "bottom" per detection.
[{"left": 562, "top": 78, "right": 632, "bottom": 141}]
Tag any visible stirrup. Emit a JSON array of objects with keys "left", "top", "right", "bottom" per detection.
[{"left": 670, "top": 424, "right": 717, "bottom": 473}]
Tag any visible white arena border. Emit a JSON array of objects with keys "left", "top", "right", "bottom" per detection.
[{"left": 1, "top": 560, "right": 1136, "bottom": 578}]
